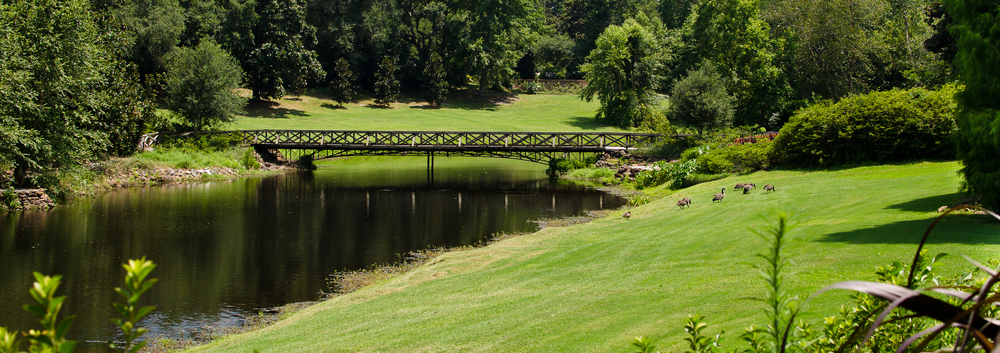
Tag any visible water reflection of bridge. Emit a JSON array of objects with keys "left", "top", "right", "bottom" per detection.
[{"left": 238, "top": 130, "right": 663, "bottom": 165}]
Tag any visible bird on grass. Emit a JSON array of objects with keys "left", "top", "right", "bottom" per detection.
[
  {"left": 764, "top": 184, "right": 776, "bottom": 192},
  {"left": 623, "top": 211, "right": 631, "bottom": 218},
  {"left": 676, "top": 197, "right": 691, "bottom": 208},
  {"left": 743, "top": 185, "right": 752, "bottom": 194},
  {"left": 712, "top": 188, "right": 725, "bottom": 202}
]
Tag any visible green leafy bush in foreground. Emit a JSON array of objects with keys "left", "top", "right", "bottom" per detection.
[
  {"left": 1, "top": 258, "right": 157, "bottom": 353},
  {"left": 773, "top": 85, "right": 958, "bottom": 166}
]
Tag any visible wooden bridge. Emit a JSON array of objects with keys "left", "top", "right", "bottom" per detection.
[{"left": 231, "top": 130, "right": 662, "bottom": 164}]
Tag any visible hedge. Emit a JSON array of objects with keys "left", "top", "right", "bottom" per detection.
[{"left": 772, "top": 85, "right": 958, "bottom": 166}]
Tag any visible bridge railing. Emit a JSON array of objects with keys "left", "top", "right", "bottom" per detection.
[{"left": 238, "top": 130, "right": 662, "bottom": 150}]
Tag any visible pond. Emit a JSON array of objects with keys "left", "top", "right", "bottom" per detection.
[{"left": 0, "top": 157, "right": 626, "bottom": 350}]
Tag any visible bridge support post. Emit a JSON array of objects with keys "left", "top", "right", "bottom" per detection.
[{"left": 426, "top": 152, "right": 435, "bottom": 185}]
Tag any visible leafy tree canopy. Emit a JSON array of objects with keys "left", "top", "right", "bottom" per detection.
[
  {"left": 580, "top": 15, "right": 665, "bottom": 128},
  {"left": 946, "top": 0, "right": 1000, "bottom": 208},
  {"left": 668, "top": 62, "right": 734, "bottom": 136},
  {"left": 165, "top": 38, "right": 246, "bottom": 131}
]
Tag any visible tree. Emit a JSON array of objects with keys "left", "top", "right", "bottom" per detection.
[
  {"left": 764, "top": 0, "right": 890, "bottom": 99},
  {"left": 422, "top": 52, "right": 448, "bottom": 107},
  {"left": 669, "top": 62, "right": 734, "bottom": 136},
  {"left": 108, "top": 0, "right": 186, "bottom": 77},
  {"left": 328, "top": 57, "right": 356, "bottom": 107},
  {"left": 0, "top": 0, "right": 154, "bottom": 187},
  {"left": 373, "top": 56, "right": 399, "bottom": 107},
  {"left": 165, "top": 39, "right": 246, "bottom": 131},
  {"left": 534, "top": 34, "right": 576, "bottom": 78},
  {"left": 946, "top": 0, "right": 1000, "bottom": 208},
  {"left": 689, "top": 0, "right": 788, "bottom": 127},
  {"left": 579, "top": 17, "right": 664, "bottom": 128},
  {"left": 458, "top": 0, "right": 538, "bottom": 96},
  {"left": 222, "top": 0, "right": 325, "bottom": 101}
]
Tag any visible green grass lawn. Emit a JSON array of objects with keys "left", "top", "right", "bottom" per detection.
[
  {"left": 229, "top": 89, "right": 625, "bottom": 132},
  {"left": 189, "top": 161, "right": 999, "bottom": 352}
]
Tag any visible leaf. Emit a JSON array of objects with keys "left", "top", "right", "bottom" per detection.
[
  {"left": 819, "top": 281, "right": 999, "bottom": 338},
  {"left": 56, "top": 316, "right": 75, "bottom": 338},
  {"left": 59, "top": 340, "right": 76, "bottom": 353},
  {"left": 961, "top": 254, "right": 999, "bottom": 277},
  {"left": 22, "top": 304, "right": 46, "bottom": 316},
  {"left": 136, "top": 306, "right": 156, "bottom": 321}
]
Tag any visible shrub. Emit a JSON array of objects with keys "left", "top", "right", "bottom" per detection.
[
  {"left": 695, "top": 139, "right": 774, "bottom": 174},
  {"left": 772, "top": 85, "right": 958, "bottom": 166},
  {"left": 523, "top": 81, "right": 541, "bottom": 94},
  {"left": 634, "top": 159, "right": 697, "bottom": 189}
]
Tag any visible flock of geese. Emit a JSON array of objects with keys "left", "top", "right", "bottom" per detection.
[{"left": 623, "top": 182, "right": 777, "bottom": 218}]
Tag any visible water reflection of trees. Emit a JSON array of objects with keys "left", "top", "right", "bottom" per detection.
[{"left": 0, "top": 166, "right": 624, "bottom": 345}]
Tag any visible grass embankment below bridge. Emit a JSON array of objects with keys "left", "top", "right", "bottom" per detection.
[
  {"left": 228, "top": 90, "right": 624, "bottom": 133},
  {"left": 188, "top": 161, "right": 999, "bottom": 352}
]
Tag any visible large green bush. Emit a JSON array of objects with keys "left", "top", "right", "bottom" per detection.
[
  {"left": 695, "top": 140, "right": 775, "bottom": 174},
  {"left": 773, "top": 85, "right": 958, "bottom": 166}
]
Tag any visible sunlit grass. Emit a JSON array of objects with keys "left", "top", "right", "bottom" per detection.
[
  {"left": 188, "top": 161, "right": 1000, "bottom": 352},
  {"left": 133, "top": 147, "right": 247, "bottom": 170},
  {"left": 228, "top": 89, "right": 625, "bottom": 132}
]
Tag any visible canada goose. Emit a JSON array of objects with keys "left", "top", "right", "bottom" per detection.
[
  {"left": 734, "top": 183, "right": 746, "bottom": 190},
  {"left": 743, "top": 185, "right": 751, "bottom": 194},
  {"left": 746, "top": 183, "right": 756, "bottom": 189},
  {"left": 676, "top": 198, "right": 691, "bottom": 208},
  {"left": 623, "top": 211, "right": 631, "bottom": 218},
  {"left": 682, "top": 197, "right": 692, "bottom": 205},
  {"left": 764, "top": 184, "right": 775, "bottom": 192},
  {"left": 712, "top": 188, "right": 725, "bottom": 202}
]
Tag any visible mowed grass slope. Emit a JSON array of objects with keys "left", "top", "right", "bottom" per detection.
[
  {"left": 230, "top": 90, "right": 622, "bottom": 132},
  {"left": 192, "top": 161, "right": 999, "bottom": 352}
]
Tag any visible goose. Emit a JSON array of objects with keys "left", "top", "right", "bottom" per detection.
[
  {"left": 623, "top": 211, "right": 631, "bottom": 218},
  {"left": 712, "top": 188, "right": 725, "bottom": 202},
  {"left": 682, "top": 197, "right": 692, "bottom": 205},
  {"left": 676, "top": 198, "right": 691, "bottom": 208},
  {"left": 734, "top": 183, "right": 746, "bottom": 190},
  {"left": 764, "top": 184, "right": 775, "bottom": 192},
  {"left": 743, "top": 186, "right": 751, "bottom": 194}
]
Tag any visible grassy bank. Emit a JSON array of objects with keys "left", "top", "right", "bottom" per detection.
[
  {"left": 230, "top": 90, "right": 623, "bottom": 132},
  {"left": 189, "top": 161, "right": 998, "bottom": 352}
]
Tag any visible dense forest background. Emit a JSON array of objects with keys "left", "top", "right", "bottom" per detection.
[{"left": 0, "top": 0, "right": 968, "bottom": 189}]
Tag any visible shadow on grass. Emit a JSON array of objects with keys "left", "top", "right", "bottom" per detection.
[
  {"left": 243, "top": 100, "right": 308, "bottom": 119},
  {"left": 565, "top": 116, "right": 611, "bottom": 131},
  {"left": 815, "top": 215, "right": 1000, "bottom": 245},
  {"left": 886, "top": 193, "right": 965, "bottom": 213},
  {"left": 320, "top": 103, "right": 347, "bottom": 110},
  {"left": 765, "top": 159, "right": 960, "bottom": 174}
]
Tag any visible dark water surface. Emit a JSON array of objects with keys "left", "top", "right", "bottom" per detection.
[{"left": 0, "top": 157, "right": 624, "bottom": 349}]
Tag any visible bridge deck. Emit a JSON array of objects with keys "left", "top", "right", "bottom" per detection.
[{"left": 240, "top": 130, "right": 660, "bottom": 153}]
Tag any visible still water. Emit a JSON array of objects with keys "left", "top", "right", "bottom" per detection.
[{"left": 0, "top": 157, "right": 625, "bottom": 348}]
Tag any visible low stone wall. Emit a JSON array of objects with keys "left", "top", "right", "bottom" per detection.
[{"left": 14, "top": 189, "right": 56, "bottom": 210}]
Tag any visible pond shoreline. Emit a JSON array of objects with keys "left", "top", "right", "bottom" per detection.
[{"left": 141, "top": 183, "right": 638, "bottom": 353}]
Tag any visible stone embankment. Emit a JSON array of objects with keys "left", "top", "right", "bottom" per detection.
[
  {"left": 12, "top": 189, "right": 57, "bottom": 210},
  {"left": 104, "top": 162, "right": 285, "bottom": 189},
  {"left": 593, "top": 149, "right": 664, "bottom": 182}
]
